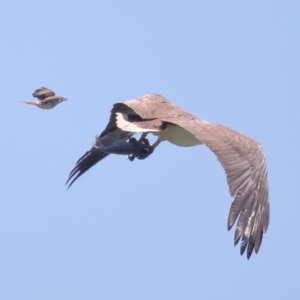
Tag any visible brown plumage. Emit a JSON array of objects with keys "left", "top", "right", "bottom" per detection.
[
  {"left": 21, "top": 87, "right": 67, "bottom": 109},
  {"left": 32, "top": 87, "right": 55, "bottom": 100},
  {"left": 66, "top": 94, "right": 270, "bottom": 259}
]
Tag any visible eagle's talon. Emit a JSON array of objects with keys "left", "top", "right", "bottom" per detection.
[
  {"left": 128, "top": 154, "right": 135, "bottom": 161},
  {"left": 136, "top": 141, "right": 153, "bottom": 160},
  {"left": 139, "top": 137, "right": 150, "bottom": 147}
]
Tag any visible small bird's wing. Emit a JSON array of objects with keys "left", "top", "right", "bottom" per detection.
[
  {"left": 123, "top": 94, "right": 269, "bottom": 259},
  {"left": 32, "top": 87, "right": 55, "bottom": 100}
]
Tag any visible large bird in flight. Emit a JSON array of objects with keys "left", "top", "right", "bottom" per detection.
[
  {"left": 66, "top": 94, "right": 269, "bottom": 259},
  {"left": 21, "top": 87, "right": 67, "bottom": 109}
]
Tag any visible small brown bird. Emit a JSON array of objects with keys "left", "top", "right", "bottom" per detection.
[{"left": 21, "top": 87, "right": 67, "bottom": 109}]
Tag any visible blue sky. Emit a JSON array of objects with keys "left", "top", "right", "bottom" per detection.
[{"left": 1, "top": 1, "right": 300, "bottom": 299}]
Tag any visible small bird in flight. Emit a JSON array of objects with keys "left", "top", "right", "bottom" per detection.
[
  {"left": 21, "top": 87, "right": 67, "bottom": 109},
  {"left": 66, "top": 94, "right": 270, "bottom": 259}
]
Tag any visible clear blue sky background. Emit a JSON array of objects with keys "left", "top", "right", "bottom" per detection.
[{"left": 1, "top": 1, "right": 299, "bottom": 299}]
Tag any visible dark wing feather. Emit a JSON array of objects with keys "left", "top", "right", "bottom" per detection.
[
  {"left": 66, "top": 106, "right": 133, "bottom": 188},
  {"left": 33, "top": 87, "right": 55, "bottom": 100},
  {"left": 66, "top": 149, "right": 110, "bottom": 188},
  {"left": 124, "top": 94, "right": 269, "bottom": 258}
]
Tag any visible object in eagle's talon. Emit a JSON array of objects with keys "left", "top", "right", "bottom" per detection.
[
  {"left": 128, "top": 138, "right": 152, "bottom": 161},
  {"left": 98, "top": 138, "right": 150, "bottom": 156},
  {"left": 139, "top": 138, "right": 154, "bottom": 159},
  {"left": 66, "top": 94, "right": 269, "bottom": 259},
  {"left": 102, "top": 137, "right": 151, "bottom": 156}
]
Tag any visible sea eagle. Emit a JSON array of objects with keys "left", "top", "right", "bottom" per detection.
[{"left": 66, "top": 94, "right": 269, "bottom": 259}]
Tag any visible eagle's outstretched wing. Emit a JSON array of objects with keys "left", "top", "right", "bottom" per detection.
[{"left": 122, "top": 94, "right": 270, "bottom": 258}]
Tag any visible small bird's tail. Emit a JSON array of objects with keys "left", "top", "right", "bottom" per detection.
[{"left": 20, "top": 101, "right": 38, "bottom": 105}]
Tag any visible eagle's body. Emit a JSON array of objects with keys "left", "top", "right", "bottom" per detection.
[
  {"left": 21, "top": 87, "right": 66, "bottom": 109},
  {"left": 66, "top": 94, "right": 270, "bottom": 259}
]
